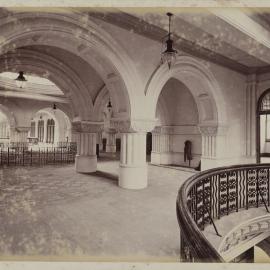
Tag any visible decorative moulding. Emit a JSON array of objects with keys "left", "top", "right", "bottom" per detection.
[
  {"left": 110, "top": 118, "right": 158, "bottom": 133},
  {"left": 198, "top": 124, "right": 228, "bottom": 136},
  {"left": 72, "top": 121, "right": 104, "bottom": 133},
  {"left": 15, "top": 126, "right": 31, "bottom": 132}
]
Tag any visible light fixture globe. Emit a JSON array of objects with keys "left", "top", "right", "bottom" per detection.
[
  {"left": 161, "top": 12, "right": 178, "bottom": 69},
  {"left": 15, "top": 71, "right": 27, "bottom": 88}
]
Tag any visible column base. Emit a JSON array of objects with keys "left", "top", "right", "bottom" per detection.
[
  {"left": 106, "top": 145, "right": 116, "bottom": 153},
  {"left": 75, "top": 154, "right": 97, "bottom": 173},
  {"left": 119, "top": 164, "right": 147, "bottom": 189}
]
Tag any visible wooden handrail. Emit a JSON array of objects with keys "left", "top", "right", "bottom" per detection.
[{"left": 176, "top": 163, "right": 270, "bottom": 262}]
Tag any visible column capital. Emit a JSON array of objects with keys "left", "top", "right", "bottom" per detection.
[
  {"left": 152, "top": 126, "right": 174, "bottom": 134},
  {"left": 72, "top": 121, "right": 103, "bottom": 133},
  {"left": 15, "top": 126, "right": 31, "bottom": 132},
  {"left": 111, "top": 118, "right": 157, "bottom": 133},
  {"left": 109, "top": 119, "right": 130, "bottom": 133},
  {"left": 104, "top": 127, "right": 117, "bottom": 133},
  {"left": 198, "top": 124, "right": 228, "bottom": 136}
]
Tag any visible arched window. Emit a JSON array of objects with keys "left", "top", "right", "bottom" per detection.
[
  {"left": 38, "top": 120, "right": 44, "bottom": 142},
  {"left": 46, "top": 119, "right": 55, "bottom": 144},
  {"left": 30, "top": 121, "right": 35, "bottom": 137},
  {"left": 257, "top": 89, "right": 270, "bottom": 163},
  {"left": 259, "top": 92, "right": 270, "bottom": 112}
]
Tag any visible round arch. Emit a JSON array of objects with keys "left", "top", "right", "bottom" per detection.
[
  {"left": 0, "top": 49, "right": 86, "bottom": 119},
  {"left": 145, "top": 56, "right": 228, "bottom": 127},
  {"left": 34, "top": 107, "right": 72, "bottom": 143},
  {"left": 0, "top": 10, "right": 145, "bottom": 120}
]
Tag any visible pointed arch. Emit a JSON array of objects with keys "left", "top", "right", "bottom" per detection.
[{"left": 145, "top": 55, "right": 228, "bottom": 127}]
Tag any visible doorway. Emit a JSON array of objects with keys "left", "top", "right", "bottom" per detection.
[{"left": 146, "top": 132, "right": 152, "bottom": 162}]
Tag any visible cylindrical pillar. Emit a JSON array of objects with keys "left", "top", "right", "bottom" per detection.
[
  {"left": 119, "top": 132, "right": 147, "bottom": 189},
  {"left": 75, "top": 132, "right": 97, "bottom": 173}
]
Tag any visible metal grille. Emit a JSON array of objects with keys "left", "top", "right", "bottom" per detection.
[{"left": 0, "top": 145, "right": 77, "bottom": 166}]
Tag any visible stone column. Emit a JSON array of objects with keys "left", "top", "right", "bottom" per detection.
[
  {"left": 72, "top": 121, "right": 103, "bottom": 173},
  {"left": 112, "top": 119, "right": 156, "bottom": 189},
  {"left": 105, "top": 128, "right": 117, "bottom": 153},
  {"left": 151, "top": 126, "right": 172, "bottom": 165},
  {"left": 119, "top": 132, "right": 147, "bottom": 189},
  {"left": 246, "top": 74, "right": 257, "bottom": 161},
  {"left": 199, "top": 125, "right": 228, "bottom": 170}
]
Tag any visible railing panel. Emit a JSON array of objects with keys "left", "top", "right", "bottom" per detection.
[
  {"left": 0, "top": 145, "right": 76, "bottom": 167},
  {"left": 177, "top": 163, "right": 270, "bottom": 262},
  {"left": 247, "top": 169, "right": 257, "bottom": 208}
]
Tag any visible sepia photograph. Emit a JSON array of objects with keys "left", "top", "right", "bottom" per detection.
[{"left": 0, "top": 0, "right": 270, "bottom": 269}]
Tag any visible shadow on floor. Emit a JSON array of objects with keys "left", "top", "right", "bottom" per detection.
[
  {"left": 98, "top": 151, "right": 120, "bottom": 161},
  {"left": 88, "top": 170, "right": 118, "bottom": 185}
]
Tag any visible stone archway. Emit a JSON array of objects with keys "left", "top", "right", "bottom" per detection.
[
  {"left": 0, "top": 9, "right": 145, "bottom": 120},
  {"left": 151, "top": 78, "right": 201, "bottom": 168},
  {"left": 0, "top": 50, "right": 85, "bottom": 119},
  {"left": 145, "top": 56, "right": 228, "bottom": 170},
  {"left": 0, "top": 9, "right": 147, "bottom": 176},
  {"left": 145, "top": 56, "right": 227, "bottom": 125}
]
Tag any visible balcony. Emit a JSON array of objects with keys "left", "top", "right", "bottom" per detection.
[{"left": 176, "top": 163, "right": 270, "bottom": 262}]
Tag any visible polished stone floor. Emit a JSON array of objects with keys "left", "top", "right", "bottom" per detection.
[{"left": 0, "top": 158, "right": 194, "bottom": 262}]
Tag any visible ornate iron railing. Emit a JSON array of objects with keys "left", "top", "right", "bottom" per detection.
[
  {"left": 0, "top": 144, "right": 77, "bottom": 167},
  {"left": 176, "top": 163, "right": 270, "bottom": 262}
]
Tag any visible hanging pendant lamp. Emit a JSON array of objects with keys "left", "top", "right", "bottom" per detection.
[{"left": 161, "top": 12, "right": 178, "bottom": 69}]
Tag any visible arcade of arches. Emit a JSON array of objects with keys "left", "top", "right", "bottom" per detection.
[{"left": 1, "top": 6, "right": 270, "bottom": 262}]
